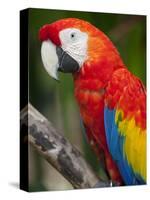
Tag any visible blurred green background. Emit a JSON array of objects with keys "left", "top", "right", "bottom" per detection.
[{"left": 28, "top": 8, "right": 146, "bottom": 191}]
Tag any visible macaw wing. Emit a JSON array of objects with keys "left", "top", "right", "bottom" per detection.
[{"left": 104, "top": 68, "right": 146, "bottom": 185}]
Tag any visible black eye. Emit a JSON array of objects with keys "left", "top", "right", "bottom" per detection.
[{"left": 70, "top": 33, "right": 75, "bottom": 38}]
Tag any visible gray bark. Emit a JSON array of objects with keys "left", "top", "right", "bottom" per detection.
[{"left": 20, "top": 103, "right": 110, "bottom": 189}]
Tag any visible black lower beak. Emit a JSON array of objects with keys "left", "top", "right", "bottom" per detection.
[{"left": 56, "top": 47, "right": 79, "bottom": 73}]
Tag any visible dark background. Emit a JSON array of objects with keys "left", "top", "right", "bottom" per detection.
[{"left": 28, "top": 8, "right": 146, "bottom": 191}]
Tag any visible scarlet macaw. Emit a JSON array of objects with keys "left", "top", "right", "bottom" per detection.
[{"left": 39, "top": 18, "right": 146, "bottom": 186}]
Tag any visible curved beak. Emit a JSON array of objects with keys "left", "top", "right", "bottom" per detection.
[{"left": 41, "top": 40, "right": 79, "bottom": 80}]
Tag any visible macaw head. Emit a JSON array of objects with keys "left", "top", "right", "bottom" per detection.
[{"left": 39, "top": 18, "right": 123, "bottom": 80}]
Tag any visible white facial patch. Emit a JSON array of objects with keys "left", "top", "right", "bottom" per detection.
[
  {"left": 41, "top": 40, "right": 59, "bottom": 80},
  {"left": 59, "top": 28, "right": 88, "bottom": 67}
]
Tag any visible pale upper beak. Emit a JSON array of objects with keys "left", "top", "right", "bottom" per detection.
[{"left": 41, "top": 40, "right": 79, "bottom": 80}]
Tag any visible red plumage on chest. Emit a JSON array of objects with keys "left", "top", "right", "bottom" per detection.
[
  {"left": 73, "top": 54, "right": 118, "bottom": 148},
  {"left": 74, "top": 77, "right": 106, "bottom": 148}
]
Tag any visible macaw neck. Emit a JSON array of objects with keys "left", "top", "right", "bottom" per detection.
[{"left": 73, "top": 56, "right": 125, "bottom": 91}]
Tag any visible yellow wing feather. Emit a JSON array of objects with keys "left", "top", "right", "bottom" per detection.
[{"left": 115, "top": 109, "right": 146, "bottom": 181}]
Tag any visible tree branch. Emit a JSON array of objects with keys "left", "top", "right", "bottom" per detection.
[{"left": 20, "top": 103, "right": 110, "bottom": 189}]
